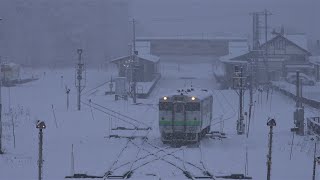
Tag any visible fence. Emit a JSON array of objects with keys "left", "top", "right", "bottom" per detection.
[
  {"left": 137, "top": 73, "right": 161, "bottom": 99},
  {"left": 306, "top": 117, "right": 320, "bottom": 136},
  {"left": 272, "top": 84, "right": 320, "bottom": 109}
]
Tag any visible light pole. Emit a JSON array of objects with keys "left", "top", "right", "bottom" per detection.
[
  {"left": 0, "top": 18, "right": 3, "bottom": 154},
  {"left": 36, "top": 121, "right": 46, "bottom": 180},
  {"left": 267, "top": 118, "right": 276, "bottom": 180},
  {"left": 233, "top": 65, "right": 246, "bottom": 135},
  {"left": 311, "top": 137, "right": 319, "bottom": 180},
  {"left": 65, "top": 86, "right": 70, "bottom": 110}
]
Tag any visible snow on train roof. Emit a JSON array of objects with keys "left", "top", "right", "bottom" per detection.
[{"left": 161, "top": 88, "right": 213, "bottom": 100}]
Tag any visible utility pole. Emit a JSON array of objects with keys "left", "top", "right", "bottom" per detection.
[
  {"left": 132, "top": 18, "right": 136, "bottom": 55},
  {"left": 248, "top": 13, "right": 260, "bottom": 133},
  {"left": 266, "top": 118, "right": 276, "bottom": 180},
  {"left": 311, "top": 137, "right": 319, "bottom": 180},
  {"left": 233, "top": 66, "right": 246, "bottom": 135},
  {"left": 313, "top": 140, "right": 317, "bottom": 180},
  {"left": 36, "top": 121, "right": 46, "bottom": 180},
  {"left": 0, "top": 55, "right": 3, "bottom": 154},
  {"left": 247, "top": 60, "right": 253, "bottom": 138},
  {"left": 75, "top": 49, "right": 86, "bottom": 111},
  {"left": 71, "top": 144, "right": 75, "bottom": 176},
  {"left": 60, "top": 75, "right": 64, "bottom": 88},
  {"left": 131, "top": 18, "right": 138, "bottom": 104},
  {"left": 294, "top": 71, "right": 304, "bottom": 135},
  {"left": 66, "top": 86, "right": 70, "bottom": 110},
  {"left": 296, "top": 71, "right": 300, "bottom": 108},
  {"left": 239, "top": 68, "right": 244, "bottom": 135},
  {"left": 264, "top": 9, "right": 271, "bottom": 83}
]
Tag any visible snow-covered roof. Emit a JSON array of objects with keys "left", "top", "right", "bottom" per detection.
[
  {"left": 138, "top": 54, "right": 160, "bottom": 62},
  {"left": 285, "top": 64, "right": 313, "bottom": 68},
  {"left": 309, "top": 56, "right": 320, "bottom": 65},
  {"left": 219, "top": 58, "right": 247, "bottom": 64},
  {"left": 160, "top": 88, "right": 213, "bottom": 100},
  {"left": 137, "top": 35, "right": 247, "bottom": 41},
  {"left": 260, "top": 33, "right": 311, "bottom": 55},
  {"left": 219, "top": 53, "right": 247, "bottom": 64},
  {"left": 2, "top": 62, "right": 19, "bottom": 66},
  {"left": 219, "top": 41, "right": 249, "bottom": 64},
  {"left": 286, "top": 34, "right": 308, "bottom": 51},
  {"left": 110, "top": 54, "right": 160, "bottom": 63}
]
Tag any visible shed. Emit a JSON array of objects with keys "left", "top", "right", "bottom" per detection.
[
  {"left": 1, "top": 62, "right": 20, "bottom": 82},
  {"left": 110, "top": 54, "right": 160, "bottom": 82}
]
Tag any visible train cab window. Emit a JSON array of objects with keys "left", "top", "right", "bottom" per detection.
[
  {"left": 174, "top": 103, "right": 184, "bottom": 113},
  {"left": 159, "top": 102, "right": 173, "bottom": 111},
  {"left": 174, "top": 96, "right": 184, "bottom": 101},
  {"left": 185, "top": 103, "right": 200, "bottom": 111}
]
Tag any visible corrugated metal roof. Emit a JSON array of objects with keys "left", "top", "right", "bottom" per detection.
[
  {"left": 160, "top": 88, "right": 213, "bottom": 100},
  {"left": 136, "top": 36, "right": 247, "bottom": 41}
]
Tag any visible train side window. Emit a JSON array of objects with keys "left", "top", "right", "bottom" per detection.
[
  {"left": 185, "top": 103, "right": 200, "bottom": 111},
  {"left": 159, "top": 102, "right": 173, "bottom": 111}
]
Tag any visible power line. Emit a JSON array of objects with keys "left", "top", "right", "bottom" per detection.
[
  {"left": 81, "top": 80, "right": 110, "bottom": 96},
  {"left": 81, "top": 101, "right": 137, "bottom": 128},
  {"left": 90, "top": 101, "right": 150, "bottom": 128}
]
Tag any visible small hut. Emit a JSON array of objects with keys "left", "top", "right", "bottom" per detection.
[
  {"left": 110, "top": 54, "right": 160, "bottom": 82},
  {"left": 1, "top": 62, "right": 20, "bottom": 82}
]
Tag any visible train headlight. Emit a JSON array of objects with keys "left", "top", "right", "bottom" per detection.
[
  {"left": 163, "top": 96, "right": 168, "bottom": 100},
  {"left": 191, "top": 96, "right": 196, "bottom": 101}
]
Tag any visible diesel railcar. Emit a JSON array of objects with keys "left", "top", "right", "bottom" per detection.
[{"left": 159, "top": 88, "right": 213, "bottom": 143}]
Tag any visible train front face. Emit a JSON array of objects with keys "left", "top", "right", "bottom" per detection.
[{"left": 159, "top": 95, "right": 201, "bottom": 143}]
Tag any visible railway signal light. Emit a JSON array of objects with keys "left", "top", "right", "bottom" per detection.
[
  {"left": 36, "top": 121, "right": 46, "bottom": 180},
  {"left": 267, "top": 118, "right": 276, "bottom": 127},
  {"left": 36, "top": 121, "right": 46, "bottom": 129},
  {"left": 266, "top": 118, "right": 276, "bottom": 180}
]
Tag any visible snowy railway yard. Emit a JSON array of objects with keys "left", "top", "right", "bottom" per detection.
[{"left": 0, "top": 62, "right": 319, "bottom": 180}]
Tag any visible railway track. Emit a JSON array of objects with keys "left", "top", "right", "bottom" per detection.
[
  {"left": 81, "top": 88, "right": 217, "bottom": 179},
  {"left": 104, "top": 134, "right": 216, "bottom": 179}
]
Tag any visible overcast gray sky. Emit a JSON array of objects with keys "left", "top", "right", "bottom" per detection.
[
  {"left": 132, "top": 0, "right": 319, "bottom": 40},
  {"left": 0, "top": 0, "right": 319, "bottom": 66}
]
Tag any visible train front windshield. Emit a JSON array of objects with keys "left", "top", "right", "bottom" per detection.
[
  {"left": 185, "top": 103, "right": 200, "bottom": 111},
  {"left": 159, "top": 102, "right": 173, "bottom": 111}
]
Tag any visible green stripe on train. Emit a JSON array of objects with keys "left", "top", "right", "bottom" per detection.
[{"left": 159, "top": 120, "right": 201, "bottom": 126}]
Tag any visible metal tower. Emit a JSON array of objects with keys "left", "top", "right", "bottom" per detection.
[
  {"left": 75, "top": 49, "right": 86, "bottom": 110},
  {"left": 233, "top": 66, "right": 246, "bottom": 135}
]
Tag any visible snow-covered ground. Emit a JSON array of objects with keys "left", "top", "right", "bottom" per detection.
[{"left": 0, "top": 62, "right": 319, "bottom": 180}]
